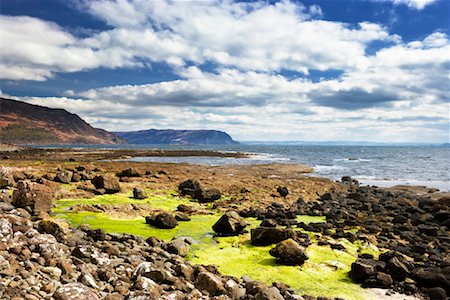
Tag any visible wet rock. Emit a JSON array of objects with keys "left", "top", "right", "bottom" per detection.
[
  {"left": 145, "top": 212, "right": 178, "bottom": 229},
  {"left": 167, "top": 238, "right": 189, "bottom": 257},
  {"left": 269, "top": 239, "right": 308, "bottom": 266},
  {"left": 251, "top": 227, "right": 297, "bottom": 246},
  {"left": 54, "top": 282, "right": 100, "bottom": 300},
  {"left": 91, "top": 176, "right": 120, "bottom": 194},
  {"left": 54, "top": 171, "right": 73, "bottom": 184},
  {"left": 212, "top": 210, "right": 247, "bottom": 236},
  {"left": 277, "top": 186, "right": 289, "bottom": 198},
  {"left": 12, "top": 181, "right": 53, "bottom": 214},
  {"left": 132, "top": 187, "right": 148, "bottom": 200},
  {"left": 117, "top": 168, "right": 141, "bottom": 178},
  {"left": 195, "top": 271, "right": 226, "bottom": 296}
]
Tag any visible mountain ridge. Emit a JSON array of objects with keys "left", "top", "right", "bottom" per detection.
[
  {"left": 115, "top": 129, "right": 239, "bottom": 145},
  {"left": 0, "top": 98, "right": 125, "bottom": 144}
]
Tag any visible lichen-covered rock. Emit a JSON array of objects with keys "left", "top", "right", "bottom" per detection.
[
  {"left": 212, "top": 210, "right": 247, "bottom": 236},
  {"left": 269, "top": 238, "right": 308, "bottom": 266},
  {"left": 12, "top": 181, "right": 53, "bottom": 214},
  {"left": 54, "top": 170, "right": 73, "bottom": 184},
  {"left": 54, "top": 283, "right": 99, "bottom": 300}
]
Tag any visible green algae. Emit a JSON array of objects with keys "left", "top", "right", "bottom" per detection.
[{"left": 53, "top": 192, "right": 378, "bottom": 300}]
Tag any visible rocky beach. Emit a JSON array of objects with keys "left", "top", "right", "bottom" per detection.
[{"left": 0, "top": 147, "right": 449, "bottom": 300}]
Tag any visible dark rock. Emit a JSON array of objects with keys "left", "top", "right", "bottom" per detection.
[
  {"left": 12, "top": 181, "right": 53, "bottom": 214},
  {"left": 386, "top": 257, "right": 410, "bottom": 281},
  {"left": 260, "top": 219, "right": 277, "bottom": 227},
  {"left": 116, "top": 168, "right": 141, "bottom": 178},
  {"left": 54, "top": 171, "right": 73, "bottom": 184},
  {"left": 277, "top": 186, "right": 289, "bottom": 197},
  {"left": 178, "top": 179, "right": 203, "bottom": 199},
  {"left": 414, "top": 267, "right": 450, "bottom": 293},
  {"left": 91, "top": 175, "right": 120, "bottom": 194},
  {"left": 349, "top": 259, "right": 378, "bottom": 283},
  {"left": 71, "top": 173, "right": 81, "bottom": 182},
  {"left": 145, "top": 212, "right": 178, "bottom": 229},
  {"left": 424, "top": 287, "right": 447, "bottom": 300},
  {"left": 362, "top": 272, "right": 393, "bottom": 288},
  {"left": 251, "top": 227, "right": 297, "bottom": 246},
  {"left": 212, "top": 210, "right": 247, "bottom": 236},
  {"left": 200, "top": 188, "right": 222, "bottom": 202},
  {"left": 132, "top": 187, "right": 147, "bottom": 199},
  {"left": 269, "top": 238, "right": 308, "bottom": 265}
]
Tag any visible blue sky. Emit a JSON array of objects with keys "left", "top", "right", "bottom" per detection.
[{"left": 1, "top": 0, "right": 449, "bottom": 142}]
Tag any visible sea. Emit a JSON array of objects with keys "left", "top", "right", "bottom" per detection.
[{"left": 36, "top": 144, "right": 450, "bottom": 192}]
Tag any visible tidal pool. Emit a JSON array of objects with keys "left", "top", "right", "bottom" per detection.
[{"left": 53, "top": 189, "right": 379, "bottom": 300}]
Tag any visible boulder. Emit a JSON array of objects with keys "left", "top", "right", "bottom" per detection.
[
  {"left": 424, "top": 287, "right": 447, "bottom": 300},
  {"left": 12, "top": 181, "right": 52, "bottom": 214},
  {"left": 251, "top": 227, "right": 297, "bottom": 246},
  {"left": 255, "top": 286, "right": 284, "bottom": 300},
  {"left": 386, "top": 256, "right": 410, "bottom": 281},
  {"left": 145, "top": 212, "right": 178, "bottom": 229},
  {"left": 0, "top": 167, "right": 15, "bottom": 188},
  {"left": 362, "top": 272, "right": 393, "bottom": 288},
  {"left": 200, "top": 188, "right": 222, "bottom": 202},
  {"left": 349, "top": 259, "right": 378, "bottom": 283},
  {"left": 212, "top": 210, "right": 247, "bottom": 236},
  {"left": 54, "top": 170, "right": 73, "bottom": 184},
  {"left": 117, "top": 168, "right": 141, "bottom": 178},
  {"left": 91, "top": 175, "right": 120, "bottom": 194},
  {"left": 269, "top": 238, "right": 308, "bottom": 265},
  {"left": 178, "top": 179, "right": 203, "bottom": 199},
  {"left": 277, "top": 186, "right": 289, "bottom": 198},
  {"left": 132, "top": 187, "right": 148, "bottom": 199},
  {"left": 195, "top": 271, "right": 226, "bottom": 296},
  {"left": 54, "top": 283, "right": 99, "bottom": 300},
  {"left": 167, "top": 238, "right": 189, "bottom": 257}
]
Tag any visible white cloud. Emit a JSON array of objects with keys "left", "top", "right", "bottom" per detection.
[{"left": 392, "top": 0, "right": 438, "bottom": 10}]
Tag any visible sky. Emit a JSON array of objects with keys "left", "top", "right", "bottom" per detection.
[{"left": 1, "top": 0, "right": 449, "bottom": 143}]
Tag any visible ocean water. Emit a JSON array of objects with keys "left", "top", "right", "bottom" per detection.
[{"left": 37, "top": 144, "right": 450, "bottom": 191}]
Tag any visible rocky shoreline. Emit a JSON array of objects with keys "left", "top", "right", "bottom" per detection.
[{"left": 0, "top": 149, "right": 449, "bottom": 300}]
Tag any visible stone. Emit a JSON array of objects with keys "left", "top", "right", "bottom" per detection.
[
  {"left": 167, "top": 238, "right": 189, "bottom": 257},
  {"left": 255, "top": 286, "right": 285, "bottom": 300},
  {"left": 424, "top": 287, "right": 447, "bottom": 300},
  {"left": 212, "top": 210, "right": 247, "bottom": 236},
  {"left": 0, "top": 166, "right": 15, "bottom": 188},
  {"left": 175, "top": 212, "right": 191, "bottom": 221},
  {"left": 251, "top": 227, "right": 297, "bottom": 246},
  {"left": 132, "top": 187, "right": 148, "bottom": 199},
  {"left": 178, "top": 179, "right": 203, "bottom": 199},
  {"left": 54, "top": 171, "right": 73, "bottom": 184},
  {"left": 145, "top": 212, "right": 178, "bottom": 229},
  {"left": 54, "top": 283, "right": 100, "bottom": 300},
  {"left": 117, "top": 168, "right": 141, "bottom": 178},
  {"left": 195, "top": 272, "right": 226, "bottom": 296},
  {"left": 269, "top": 239, "right": 308, "bottom": 265},
  {"left": 386, "top": 257, "right": 410, "bottom": 281},
  {"left": 277, "top": 186, "right": 289, "bottom": 197},
  {"left": 200, "top": 188, "right": 222, "bottom": 202},
  {"left": 12, "top": 181, "right": 53, "bottom": 214},
  {"left": 132, "top": 277, "right": 161, "bottom": 298},
  {"left": 349, "top": 259, "right": 378, "bottom": 283},
  {"left": 362, "top": 272, "right": 393, "bottom": 288},
  {"left": 41, "top": 266, "right": 62, "bottom": 279},
  {"left": 91, "top": 176, "right": 120, "bottom": 194}
]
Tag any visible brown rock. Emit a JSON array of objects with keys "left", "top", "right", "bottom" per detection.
[
  {"left": 91, "top": 176, "right": 120, "bottom": 194},
  {"left": 12, "top": 181, "right": 53, "bottom": 214},
  {"left": 53, "top": 283, "right": 99, "bottom": 300}
]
